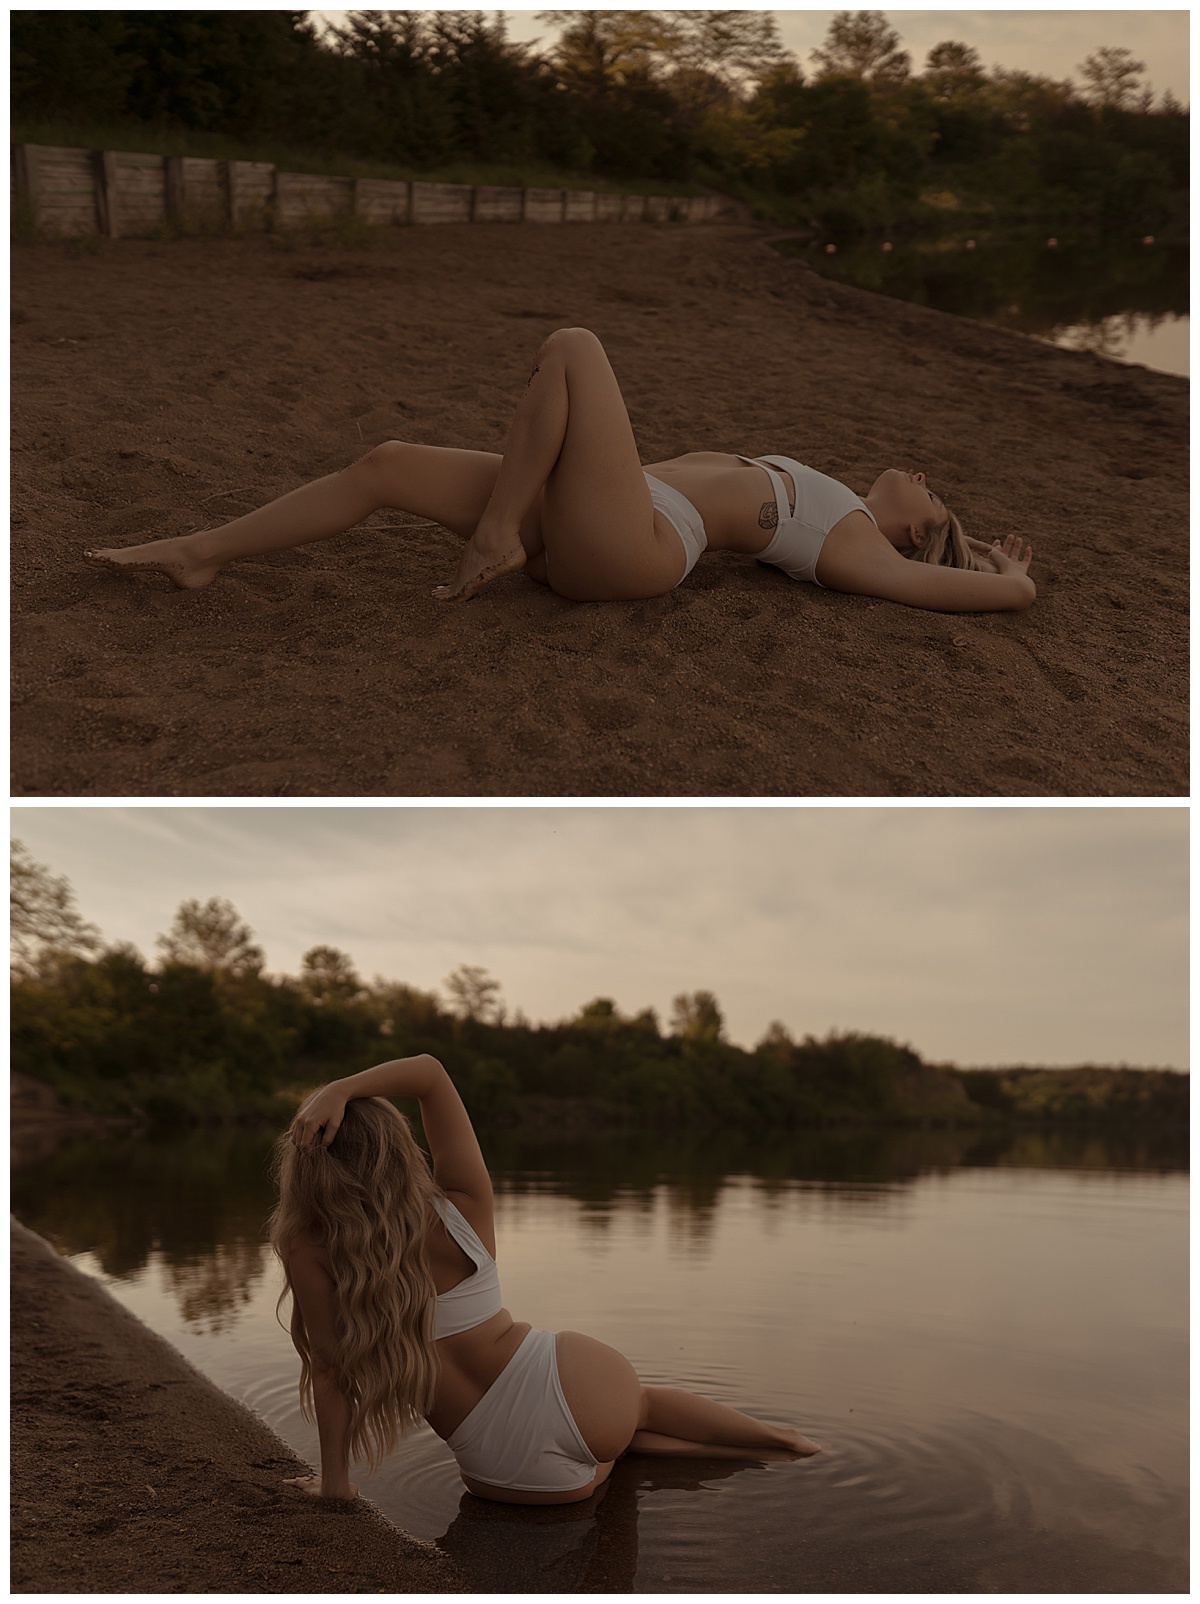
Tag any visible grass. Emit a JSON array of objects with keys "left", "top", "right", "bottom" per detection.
[{"left": 11, "top": 117, "right": 711, "bottom": 197}]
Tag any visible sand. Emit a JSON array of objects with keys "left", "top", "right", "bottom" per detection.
[
  {"left": 11, "top": 223, "right": 1187, "bottom": 797},
  {"left": 11, "top": 1217, "right": 463, "bottom": 1594}
]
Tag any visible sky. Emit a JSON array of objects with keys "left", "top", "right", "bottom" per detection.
[
  {"left": 312, "top": 9, "right": 1190, "bottom": 106},
  {"left": 11, "top": 805, "right": 1187, "bottom": 1070}
]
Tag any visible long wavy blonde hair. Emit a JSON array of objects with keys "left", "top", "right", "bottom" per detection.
[
  {"left": 268, "top": 1095, "right": 440, "bottom": 1470},
  {"left": 906, "top": 504, "right": 987, "bottom": 570}
]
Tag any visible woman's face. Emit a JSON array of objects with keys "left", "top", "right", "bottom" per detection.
[{"left": 867, "top": 468, "right": 946, "bottom": 547}]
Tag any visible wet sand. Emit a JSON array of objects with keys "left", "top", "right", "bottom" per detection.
[
  {"left": 11, "top": 223, "right": 1187, "bottom": 796},
  {"left": 11, "top": 1217, "right": 463, "bottom": 1594}
]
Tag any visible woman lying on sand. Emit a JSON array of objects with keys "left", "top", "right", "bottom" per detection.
[
  {"left": 271, "top": 1055, "right": 817, "bottom": 1504},
  {"left": 86, "top": 326, "right": 1034, "bottom": 611}
]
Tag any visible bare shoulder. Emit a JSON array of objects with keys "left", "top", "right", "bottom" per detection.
[
  {"left": 439, "top": 1188, "right": 497, "bottom": 1258},
  {"left": 815, "top": 509, "right": 898, "bottom": 591},
  {"left": 281, "top": 1227, "right": 334, "bottom": 1278}
]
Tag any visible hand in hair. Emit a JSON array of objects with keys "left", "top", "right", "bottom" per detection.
[{"left": 291, "top": 1085, "right": 348, "bottom": 1150}]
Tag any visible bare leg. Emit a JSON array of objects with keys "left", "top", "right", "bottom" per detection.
[
  {"left": 82, "top": 446, "right": 518, "bottom": 591},
  {"left": 434, "top": 326, "right": 685, "bottom": 603},
  {"left": 555, "top": 1333, "right": 819, "bottom": 1470},
  {"left": 633, "top": 1388, "right": 819, "bottom": 1457}
]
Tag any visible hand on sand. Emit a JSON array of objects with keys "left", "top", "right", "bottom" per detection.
[
  {"left": 283, "top": 1474, "right": 358, "bottom": 1500},
  {"left": 433, "top": 532, "right": 525, "bottom": 600},
  {"left": 83, "top": 537, "right": 219, "bottom": 590},
  {"left": 983, "top": 533, "right": 1034, "bottom": 575}
]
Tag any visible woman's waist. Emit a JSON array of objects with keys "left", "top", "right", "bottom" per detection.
[
  {"left": 643, "top": 454, "right": 794, "bottom": 553},
  {"left": 428, "top": 1312, "right": 532, "bottom": 1437}
]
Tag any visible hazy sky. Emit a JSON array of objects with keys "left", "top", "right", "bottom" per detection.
[
  {"left": 313, "top": 10, "right": 1190, "bottom": 106},
  {"left": 12, "top": 806, "right": 1187, "bottom": 1070}
]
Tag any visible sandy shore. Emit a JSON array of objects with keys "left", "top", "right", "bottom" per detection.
[
  {"left": 12, "top": 223, "right": 1187, "bottom": 796},
  {"left": 11, "top": 1218, "right": 462, "bottom": 1594}
]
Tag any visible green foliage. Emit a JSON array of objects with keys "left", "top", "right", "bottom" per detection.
[
  {"left": 11, "top": 945, "right": 1187, "bottom": 1134},
  {"left": 959, "top": 1067, "right": 1188, "bottom": 1126},
  {"left": 9, "top": 10, "right": 1187, "bottom": 235}
]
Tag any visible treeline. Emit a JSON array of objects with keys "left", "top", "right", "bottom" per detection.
[
  {"left": 10, "top": 10, "right": 1189, "bottom": 232},
  {"left": 10, "top": 850, "right": 1187, "bottom": 1133}
]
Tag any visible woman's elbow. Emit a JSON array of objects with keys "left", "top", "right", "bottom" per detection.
[{"left": 1013, "top": 575, "right": 1037, "bottom": 610}]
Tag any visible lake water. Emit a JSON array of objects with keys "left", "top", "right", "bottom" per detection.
[
  {"left": 775, "top": 227, "right": 1189, "bottom": 378},
  {"left": 13, "top": 1124, "right": 1188, "bottom": 1593}
]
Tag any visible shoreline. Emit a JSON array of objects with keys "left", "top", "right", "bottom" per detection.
[{"left": 11, "top": 1218, "right": 462, "bottom": 1594}]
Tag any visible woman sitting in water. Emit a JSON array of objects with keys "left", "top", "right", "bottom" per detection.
[
  {"left": 86, "top": 326, "right": 1034, "bottom": 611},
  {"left": 270, "top": 1054, "right": 817, "bottom": 1504}
]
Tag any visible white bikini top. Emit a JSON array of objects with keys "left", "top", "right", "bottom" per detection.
[
  {"left": 740, "top": 455, "right": 878, "bottom": 586},
  {"left": 431, "top": 1193, "right": 503, "bottom": 1339}
]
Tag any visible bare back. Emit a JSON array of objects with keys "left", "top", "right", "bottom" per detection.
[{"left": 423, "top": 1192, "right": 532, "bottom": 1441}]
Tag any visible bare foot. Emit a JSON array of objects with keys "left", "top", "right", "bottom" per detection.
[
  {"left": 433, "top": 531, "right": 525, "bottom": 601},
  {"left": 83, "top": 536, "right": 220, "bottom": 591}
]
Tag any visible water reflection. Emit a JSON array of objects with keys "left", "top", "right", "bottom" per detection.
[
  {"left": 12, "top": 1120, "right": 1186, "bottom": 1319},
  {"left": 774, "top": 228, "right": 1189, "bottom": 376},
  {"left": 434, "top": 1456, "right": 758, "bottom": 1593}
]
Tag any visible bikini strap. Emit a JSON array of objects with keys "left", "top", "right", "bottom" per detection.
[{"left": 738, "top": 455, "right": 792, "bottom": 526}]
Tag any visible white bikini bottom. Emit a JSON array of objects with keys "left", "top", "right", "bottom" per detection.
[
  {"left": 644, "top": 472, "right": 707, "bottom": 581},
  {"left": 446, "top": 1328, "right": 600, "bottom": 1493}
]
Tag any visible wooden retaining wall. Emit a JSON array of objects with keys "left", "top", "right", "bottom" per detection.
[{"left": 11, "top": 142, "right": 729, "bottom": 238}]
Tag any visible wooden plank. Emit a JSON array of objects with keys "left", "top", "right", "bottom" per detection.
[
  {"left": 92, "top": 149, "right": 120, "bottom": 237},
  {"left": 564, "top": 190, "right": 596, "bottom": 222},
  {"left": 19, "top": 145, "right": 97, "bottom": 235},
  {"left": 471, "top": 185, "right": 522, "bottom": 223},
  {"left": 178, "top": 156, "right": 226, "bottom": 228},
  {"left": 644, "top": 195, "right": 671, "bottom": 223},
  {"left": 228, "top": 160, "right": 274, "bottom": 226},
  {"left": 594, "top": 192, "right": 623, "bottom": 222},
  {"left": 164, "top": 155, "right": 184, "bottom": 221},
  {"left": 523, "top": 186, "right": 563, "bottom": 223},
  {"left": 354, "top": 177, "right": 411, "bottom": 224},
  {"left": 274, "top": 170, "right": 354, "bottom": 226},
  {"left": 410, "top": 181, "right": 472, "bottom": 224},
  {"left": 110, "top": 150, "right": 167, "bottom": 236},
  {"left": 620, "top": 193, "right": 647, "bottom": 223}
]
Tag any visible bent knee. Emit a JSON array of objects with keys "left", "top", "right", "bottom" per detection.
[
  {"left": 538, "top": 326, "right": 604, "bottom": 363},
  {"left": 352, "top": 439, "right": 409, "bottom": 477}
]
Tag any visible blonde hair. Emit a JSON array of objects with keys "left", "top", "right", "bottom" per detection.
[
  {"left": 268, "top": 1095, "right": 440, "bottom": 1470},
  {"left": 905, "top": 505, "right": 986, "bottom": 570}
]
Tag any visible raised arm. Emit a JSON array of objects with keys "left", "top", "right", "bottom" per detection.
[
  {"left": 291, "top": 1054, "right": 492, "bottom": 1211},
  {"left": 819, "top": 519, "right": 1037, "bottom": 613}
]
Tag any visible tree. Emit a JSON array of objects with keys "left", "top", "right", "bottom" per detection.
[
  {"left": 537, "top": 9, "right": 674, "bottom": 92},
  {"left": 157, "top": 897, "right": 264, "bottom": 977},
  {"left": 299, "top": 945, "right": 362, "bottom": 1005},
  {"left": 10, "top": 840, "right": 100, "bottom": 975},
  {"left": 756, "top": 1020, "right": 795, "bottom": 1060},
  {"left": 443, "top": 963, "right": 503, "bottom": 1023},
  {"left": 1078, "top": 46, "right": 1146, "bottom": 110},
  {"left": 811, "top": 11, "right": 911, "bottom": 84},
  {"left": 670, "top": 989, "right": 724, "bottom": 1043},
  {"left": 661, "top": 10, "right": 791, "bottom": 117},
  {"left": 924, "top": 40, "right": 986, "bottom": 98}
]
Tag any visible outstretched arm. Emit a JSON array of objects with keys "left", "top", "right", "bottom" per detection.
[{"left": 821, "top": 524, "right": 1036, "bottom": 613}]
